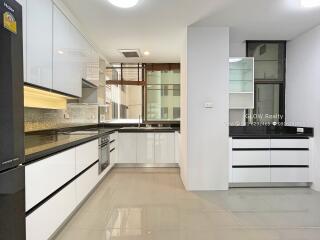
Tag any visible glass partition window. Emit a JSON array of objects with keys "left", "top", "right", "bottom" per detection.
[
  {"left": 146, "top": 67, "right": 180, "bottom": 121},
  {"left": 247, "top": 43, "right": 285, "bottom": 82},
  {"left": 104, "top": 84, "right": 142, "bottom": 122},
  {"left": 246, "top": 41, "right": 286, "bottom": 124},
  {"left": 104, "top": 63, "right": 180, "bottom": 123}
]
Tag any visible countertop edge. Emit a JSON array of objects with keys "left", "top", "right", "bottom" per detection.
[
  {"left": 230, "top": 135, "right": 312, "bottom": 139},
  {"left": 24, "top": 130, "right": 116, "bottom": 165},
  {"left": 24, "top": 128, "right": 180, "bottom": 164}
]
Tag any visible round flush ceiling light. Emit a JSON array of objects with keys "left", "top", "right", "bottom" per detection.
[
  {"left": 108, "top": 0, "right": 139, "bottom": 8},
  {"left": 301, "top": 0, "right": 320, "bottom": 8},
  {"left": 144, "top": 51, "right": 150, "bottom": 56}
]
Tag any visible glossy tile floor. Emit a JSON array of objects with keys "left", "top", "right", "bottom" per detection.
[{"left": 54, "top": 168, "right": 320, "bottom": 240}]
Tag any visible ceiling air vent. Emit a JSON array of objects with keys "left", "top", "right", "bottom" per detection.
[{"left": 119, "top": 49, "right": 141, "bottom": 58}]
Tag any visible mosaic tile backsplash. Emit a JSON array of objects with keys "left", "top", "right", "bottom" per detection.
[{"left": 24, "top": 104, "right": 99, "bottom": 132}]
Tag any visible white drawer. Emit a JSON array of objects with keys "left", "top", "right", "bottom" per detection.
[
  {"left": 233, "top": 139, "right": 270, "bottom": 149},
  {"left": 75, "top": 163, "right": 99, "bottom": 205},
  {"left": 232, "top": 168, "right": 270, "bottom": 183},
  {"left": 25, "top": 148, "right": 76, "bottom": 211},
  {"left": 110, "top": 139, "right": 116, "bottom": 150},
  {"left": 271, "top": 168, "right": 310, "bottom": 182},
  {"left": 270, "top": 139, "right": 309, "bottom": 149},
  {"left": 110, "top": 148, "right": 117, "bottom": 164},
  {"left": 110, "top": 132, "right": 118, "bottom": 142},
  {"left": 271, "top": 151, "right": 309, "bottom": 165},
  {"left": 75, "top": 140, "right": 99, "bottom": 174},
  {"left": 26, "top": 181, "right": 77, "bottom": 240},
  {"left": 233, "top": 151, "right": 270, "bottom": 166}
]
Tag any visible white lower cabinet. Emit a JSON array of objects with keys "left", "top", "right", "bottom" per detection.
[
  {"left": 26, "top": 140, "right": 110, "bottom": 239},
  {"left": 75, "top": 140, "right": 99, "bottom": 174},
  {"left": 175, "top": 132, "right": 180, "bottom": 164},
  {"left": 110, "top": 132, "right": 118, "bottom": 164},
  {"left": 75, "top": 162, "right": 99, "bottom": 205},
  {"left": 117, "top": 132, "right": 177, "bottom": 164},
  {"left": 25, "top": 148, "right": 76, "bottom": 211},
  {"left": 232, "top": 139, "right": 270, "bottom": 149},
  {"left": 270, "top": 139, "right": 309, "bottom": 149},
  {"left": 270, "top": 151, "right": 309, "bottom": 166},
  {"left": 232, "top": 168, "right": 270, "bottom": 183},
  {"left": 271, "top": 168, "right": 310, "bottom": 183},
  {"left": 230, "top": 138, "right": 311, "bottom": 184},
  {"left": 118, "top": 133, "right": 137, "bottom": 163},
  {"left": 137, "top": 133, "right": 155, "bottom": 164},
  {"left": 155, "top": 133, "right": 175, "bottom": 163},
  {"left": 26, "top": 181, "right": 77, "bottom": 240},
  {"left": 232, "top": 151, "right": 270, "bottom": 166},
  {"left": 110, "top": 147, "right": 117, "bottom": 164}
]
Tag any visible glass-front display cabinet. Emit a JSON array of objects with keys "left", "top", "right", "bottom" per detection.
[{"left": 229, "top": 57, "right": 254, "bottom": 109}]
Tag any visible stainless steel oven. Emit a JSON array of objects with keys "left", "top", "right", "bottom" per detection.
[{"left": 99, "top": 134, "right": 110, "bottom": 174}]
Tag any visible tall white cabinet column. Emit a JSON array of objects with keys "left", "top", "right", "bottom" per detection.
[
  {"left": 180, "top": 26, "right": 230, "bottom": 191},
  {"left": 286, "top": 25, "right": 320, "bottom": 191}
]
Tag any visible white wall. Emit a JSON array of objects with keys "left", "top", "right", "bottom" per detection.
[
  {"left": 180, "top": 30, "right": 188, "bottom": 187},
  {"left": 230, "top": 42, "right": 246, "bottom": 57},
  {"left": 181, "top": 26, "right": 229, "bottom": 191},
  {"left": 286, "top": 25, "right": 320, "bottom": 191}
]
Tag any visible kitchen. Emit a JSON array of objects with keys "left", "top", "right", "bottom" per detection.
[{"left": 2, "top": 0, "right": 320, "bottom": 239}]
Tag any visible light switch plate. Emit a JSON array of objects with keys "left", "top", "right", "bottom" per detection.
[{"left": 204, "top": 102, "right": 214, "bottom": 109}]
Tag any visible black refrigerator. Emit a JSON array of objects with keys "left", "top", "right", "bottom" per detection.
[{"left": 0, "top": 0, "right": 25, "bottom": 239}]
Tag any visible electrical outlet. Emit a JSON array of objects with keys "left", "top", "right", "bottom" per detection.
[
  {"left": 297, "top": 127, "right": 304, "bottom": 133},
  {"left": 64, "top": 113, "right": 70, "bottom": 119}
]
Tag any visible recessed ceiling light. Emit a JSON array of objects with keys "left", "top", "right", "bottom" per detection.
[
  {"left": 144, "top": 51, "right": 150, "bottom": 56},
  {"left": 301, "top": 0, "right": 320, "bottom": 8},
  {"left": 108, "top": 0, "right": 139, "bottom": 8},
  {"left": 57, "top": 50, "right": 64, "bottom": 55}
]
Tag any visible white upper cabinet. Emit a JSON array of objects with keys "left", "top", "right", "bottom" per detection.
[
  {"left": 26, "top": 0, "right": 53, "bottom": 88},
  {"left": 53, "top": 5, "right": 83, "bottom": 97},
  {"left": 85, "top": 47, "right": 100, "bottom": 86}
]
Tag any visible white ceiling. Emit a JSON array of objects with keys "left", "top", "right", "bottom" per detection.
[{"left": 62, "top": 0, "right": 320, "bottom": 63}]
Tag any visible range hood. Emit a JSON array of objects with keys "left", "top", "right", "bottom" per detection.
[{"left": 82, "top": 79, "right": 97, "bottom": 89}]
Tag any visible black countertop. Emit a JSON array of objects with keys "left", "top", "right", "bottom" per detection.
[
  {"left": 230, "top": 126, "right": 314, "bottom": 139},
  {"left": 24, "top": 125, "right": 179, "bottom": 164},
  {"left": 24, "top": 128, "right": 117, "bottom": 164}
]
